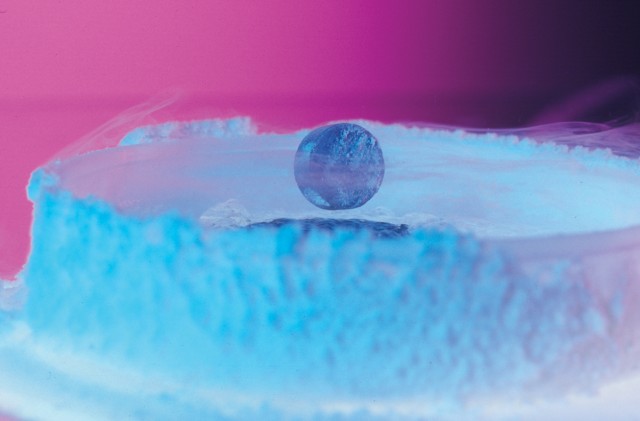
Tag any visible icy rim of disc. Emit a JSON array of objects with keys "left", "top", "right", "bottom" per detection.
[{"left": 30, "top": 118, "right": 640, "bottom": 239}]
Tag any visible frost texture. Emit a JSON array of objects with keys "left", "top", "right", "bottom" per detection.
[{"left": 2, "top": 117, "right": 640, "bottom": 420}]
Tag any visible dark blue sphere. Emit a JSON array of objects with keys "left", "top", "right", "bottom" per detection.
[{"left": 294, "top": 123, "right": 385, "bottom": 210}]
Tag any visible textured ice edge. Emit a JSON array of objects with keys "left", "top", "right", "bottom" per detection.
[{"left": 2, "top": 118, "right": 640, "bottom": 420}]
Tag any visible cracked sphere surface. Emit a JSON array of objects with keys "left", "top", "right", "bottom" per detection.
[{"left": 294, "top": 123, "right": 385, "bottom": 210}]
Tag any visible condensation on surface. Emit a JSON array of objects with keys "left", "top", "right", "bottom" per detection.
[{"left": 1, "top": 101, "right": 640, "bottom": 420}]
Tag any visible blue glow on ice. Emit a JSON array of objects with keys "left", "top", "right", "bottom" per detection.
[{"left": 2, "top": 116, "right": 640, "bottom": 420}]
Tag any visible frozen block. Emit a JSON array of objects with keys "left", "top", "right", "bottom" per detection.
[{"left": 2, "top": 117, "right": 640, "bottom": 420}]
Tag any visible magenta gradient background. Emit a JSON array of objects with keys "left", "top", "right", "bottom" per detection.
[{"left": 1, "top": 1, "right": 639, "bottom": 279}]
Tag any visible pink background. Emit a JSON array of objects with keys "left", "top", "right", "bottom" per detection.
[{"left": 1, "top": 1, "right": 639, "bottom": 279}]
